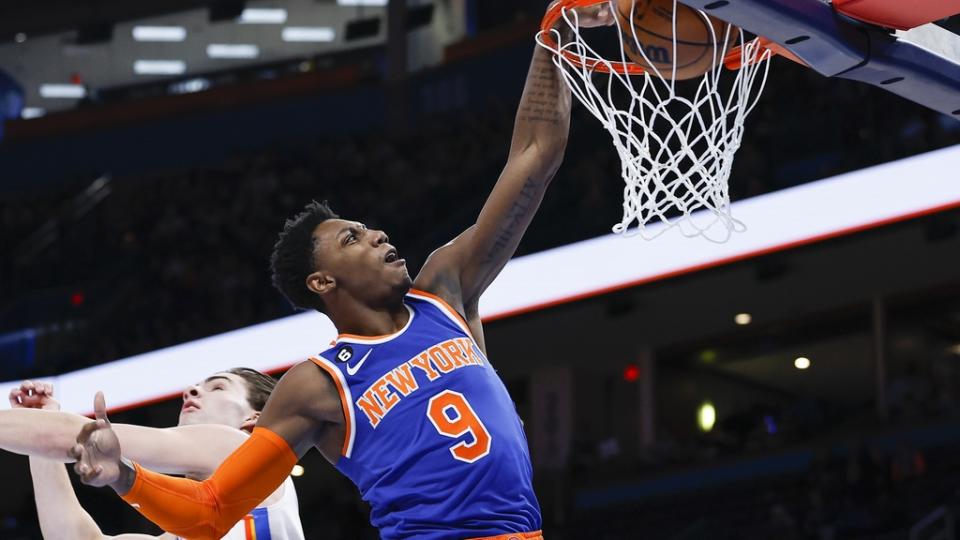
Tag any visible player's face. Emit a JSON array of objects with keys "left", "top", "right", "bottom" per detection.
[
  {"left": 311, "top": 218, "right": 412, "bottom": 302},
  {"left": 177, "top": 372, "right": 258, "bottom": 429}
]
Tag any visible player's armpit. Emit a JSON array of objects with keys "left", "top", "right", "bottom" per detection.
[{"left": 121, "top": 427, "right": 297, "bottom": 540}]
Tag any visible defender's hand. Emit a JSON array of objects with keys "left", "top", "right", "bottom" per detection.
[{"left": 8, "top": 380, "right": 61, "bottom": 411}]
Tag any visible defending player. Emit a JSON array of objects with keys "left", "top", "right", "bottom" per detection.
[
  {"left": 2, "top": 372, "right": 304, "bottom": 539},
  {"left": 68, "top": 4, "right": 614, "bottom": 539}
]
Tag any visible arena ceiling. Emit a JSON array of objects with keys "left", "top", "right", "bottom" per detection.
[
  {"left": 0, "top": 0, "right": 224, "bottom": 42},
  {"left": 0, "top": 0, "right": 452, "bottom": 115}
]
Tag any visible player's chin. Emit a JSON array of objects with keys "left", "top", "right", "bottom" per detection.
[
  {"left": 177, "top": 411, "right": 201, "bottom": 426},
  {"left": 389, "top": 267, "right": 413, "bottom": 290},
  {"left": 385, "top": 260, "right": 410, "bottom": 280}
]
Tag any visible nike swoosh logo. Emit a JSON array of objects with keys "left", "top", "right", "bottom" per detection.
[{"left": 346, "top": 349, "right": 373, "bottom": 376}]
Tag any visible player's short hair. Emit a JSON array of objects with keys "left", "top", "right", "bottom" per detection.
[
  {"left": 270, "top": 200, "right": 339, "bottom": 312},
  {"left": 226, "top": 367, "right": 277, "bottom": 412}
]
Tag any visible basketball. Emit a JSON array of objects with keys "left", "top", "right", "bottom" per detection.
[{"left": 615, "top": 0, "right": 735, "bottom": 80}]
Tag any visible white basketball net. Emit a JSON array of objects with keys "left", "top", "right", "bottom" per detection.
[{"left": 536, "top": 0, "right": 772, "bottom": 242}]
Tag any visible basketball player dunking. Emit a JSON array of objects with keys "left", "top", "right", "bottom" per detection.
[{"left": 68, "top": 4, "right": 613, "bottom": 539}]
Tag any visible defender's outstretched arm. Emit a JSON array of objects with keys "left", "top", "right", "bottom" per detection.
[{"left": 2, "top": 381, "right": 248, "bottom": 477}]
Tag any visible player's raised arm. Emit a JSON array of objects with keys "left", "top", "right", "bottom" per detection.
[
  {"left": 416, "top": 4, "right": 613, "bottom": 308},
  {"left": 30, "top": 457, "right": 165, "bottom": 540},
  {"left": 73, "top": 361, "right": 338, "bottom": 540}
]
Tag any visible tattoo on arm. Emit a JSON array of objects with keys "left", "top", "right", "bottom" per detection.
[
  {"left": 481, "top": 177, "right": 541, "bottom": 264},
  {"left": 518, "top": 50, "right": 565, "bottom": 126}
]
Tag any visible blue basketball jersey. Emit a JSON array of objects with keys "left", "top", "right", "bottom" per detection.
[{"left": 311, "top": 289, "right": 541, "bottom": 539}]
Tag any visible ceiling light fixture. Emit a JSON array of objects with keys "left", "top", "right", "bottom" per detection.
[
  {"left": 21, "top": 107, "right": 46, "bottom": 119},
  {"left": 39, "top": 84, "right": 86, "bottom": 99},
  {"left": 133, "top": 60, "right": 187, "bottom": 75},
  {"left": 132, "top": 26, "right": 187, "bottom": 42},
  {"left": 337, "top": 0, "right": 388, "bottom": 5},
  {"left": 238, "top": 8, "right": 287, "bottom": 24},
  {"left": 206, "top": 44, "right": 259, "bottom": 59},
  {"left": 282, "top": 27, "right": 336, "bottom": 42}
]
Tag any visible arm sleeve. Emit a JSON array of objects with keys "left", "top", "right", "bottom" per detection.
[{"left": 120, "top": 427, "right": 297, "bottom": 540}]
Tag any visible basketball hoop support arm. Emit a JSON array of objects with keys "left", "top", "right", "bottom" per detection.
[{"left": 681, "top": 0, "right": 960, "bottom": 118}]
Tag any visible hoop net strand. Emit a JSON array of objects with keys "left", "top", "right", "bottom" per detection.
[{"left": 536, "top": 0, "right": 772, "bottom": 242}]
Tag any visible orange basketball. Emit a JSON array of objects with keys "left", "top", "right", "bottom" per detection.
[{"left": 615, "top": 0, "right": 736, "bottom": 80}]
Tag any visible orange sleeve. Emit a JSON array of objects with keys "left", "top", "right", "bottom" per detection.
[{"left": 120, "top": 427, "right": 298, "bottom": 540}]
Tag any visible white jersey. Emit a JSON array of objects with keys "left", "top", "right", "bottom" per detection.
[{"left": 175, "top": 477, "right": 304, "bottom": 540}]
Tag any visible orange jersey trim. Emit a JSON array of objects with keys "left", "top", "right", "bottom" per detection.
[
  {"left": 243, "top": 514, "right": 256, "bottom": 539},
  {"left": 467, "top": 531, "right": 544, "bottom": 540},
  {"left": 310, "top": 356, "right": 355, "bottom": 458},
  {"left": 406, "top": 288, "right": 474, "bottom": 338},
  {"left": 334, "top": 304, "right": 415, "bottom": 344}
]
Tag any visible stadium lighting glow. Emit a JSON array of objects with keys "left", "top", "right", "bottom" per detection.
[
  {"left": 239, "top": 8, "right": 287, "bottom": 24},
  {"left": 39, "top": 84, "right": 86, "bottom": 99},
  {"left": 132, "top": 26, "right": 187, "bottom": 42},
  {"left": 337, "top": 0, "right": 388, "bottom": 5},
  {"left": 134, "top": 60, "right": 187, "bottom": 75},
  {"left": 206, "top": 44, "right": 260, "bottom": 59},
  {"left": 697, "top": 402, "right": 716, "bottom": 432},
  {"left": 282, "top": 27, "right": 336, "bottom": 42},
  {"left": 168, "top": 78, "right": 211, "bottom": 94},
  {"left": 21, "top": 107, "right": 46, "bottom": 119},
  {"left": 15, "top": 32, "right": 26, "bottom": 43},
  {"left": 479, "top": 146, "right": 960, "bottom": 322},
  {"left": 291, "top": 465, "right": 305, "bottom": 477},
  {"left": 948, "top": 344, "right": 960, "bottom": 356},
  {"left": 794, "top": 357, "right": 811, "bottom": 370},
  {"left": 734, "top": 312, "right": 752, "bottom": 325}
]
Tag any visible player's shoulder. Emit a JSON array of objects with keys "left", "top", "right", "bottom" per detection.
[
  {"left": 272, "top": 360, "right": 343, "bottom": 418},
  {"left": 284, "top": 358, "right": 339, "bottom": 391}
]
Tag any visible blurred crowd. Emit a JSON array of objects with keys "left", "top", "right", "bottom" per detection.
[{"left": 560, "top": 433, "right": 960, "bottom": 540}]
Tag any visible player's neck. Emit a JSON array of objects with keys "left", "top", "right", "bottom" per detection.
[{"left": 327, "top": 296, "right": 409, "bottom": 337}]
